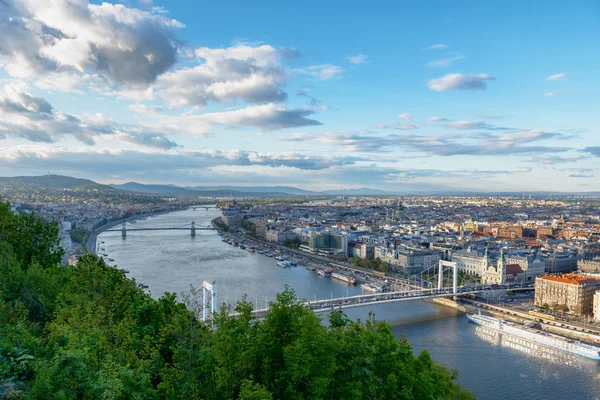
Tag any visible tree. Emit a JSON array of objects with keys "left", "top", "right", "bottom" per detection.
[{"left": 0, "top": 206, "right": 474, "bottom": 399}]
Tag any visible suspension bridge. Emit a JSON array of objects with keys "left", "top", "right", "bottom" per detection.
[
  {"left": 105, "top": 222, "right": 215, "bottom": 238},
  {"left": 194, "top": 261, "right": 533, "bottom": 322},
  {"left": 190, "top": 206, "right": 219, "bottom": 211}
]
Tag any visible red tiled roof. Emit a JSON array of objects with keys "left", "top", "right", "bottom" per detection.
[
  {"left": 506, "top": 264, "right": 524, "bottom": 275},
  {"left": 540, "top": 273, "right": 599, "bottom": 285}
]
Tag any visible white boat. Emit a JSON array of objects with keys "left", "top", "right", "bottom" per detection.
[
  {"left": 275, "top": 255, "right": 284, "bottom": 261},
  {"left": 467, "top": 313, "right": 600, "bottom": 360},
  {"left": 332, "top": 272, "right": 356, "bottom": 285},
  {"left": 361, "top": 283, "right": 383, "bottom": 293},
  {"left": 277, "top": 260, "right": 292, "bottom": 268}
]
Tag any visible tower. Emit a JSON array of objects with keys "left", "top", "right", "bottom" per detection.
[
  {"left": 497, "top": 248, "right": 507, "bottom": 284},
  {"left": 482, "top": 247, "right": 490, "bottom": 268}
]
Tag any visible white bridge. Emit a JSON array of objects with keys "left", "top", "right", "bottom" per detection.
[{"left": 194, "top": 260, "right": 533, "bottom": 322}]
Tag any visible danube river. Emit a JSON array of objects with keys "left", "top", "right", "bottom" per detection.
[{"left": 99, "top": 208, "right": 600, "bottom": 400}]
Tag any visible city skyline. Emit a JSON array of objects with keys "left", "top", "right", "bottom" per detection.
[{"left": 1, "top": 0, "right": 599, "bottom": 192}]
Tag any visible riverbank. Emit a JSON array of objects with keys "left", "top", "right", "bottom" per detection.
[{"left": 86, "top": 208, "right": 183, "bottom": 253}]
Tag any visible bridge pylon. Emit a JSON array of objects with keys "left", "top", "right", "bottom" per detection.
[
  {"left": 201, "top": 281, "right": 217, "bottom": 323},
  {"left": 191, "top": 221, "right": 196, "bottom": 237},
  {"left": 121, "top": 222, "right": 127, "bottom": 239},
  {"left": 437, "top": 260, "right": 458, "bottom": 294}
]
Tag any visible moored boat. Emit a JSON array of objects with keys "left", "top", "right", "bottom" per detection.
[
  {"left": 467, "top": 313, "right": 600, "bottom": 360},
  {"left": 332, "top": 272, "right": 356, "bottom": 285}
]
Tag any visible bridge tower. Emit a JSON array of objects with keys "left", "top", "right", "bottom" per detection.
[
  {"left": 191, "top": 221, "right": 196, "bottom": 237},
  {"left": 121, "top": 222, "right": 127, "bottom": 239},
  {"left": 437, "top": 260, "right": 458, "bottom": 294},
  {"left": 201, "top": 281, "right": 217, "bottom": 322}
]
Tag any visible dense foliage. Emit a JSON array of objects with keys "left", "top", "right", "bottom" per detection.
[
  {"left": 349, "top": 256, "right": 391, "bottom": 273},
  {"left": 0, "top": 202, "right": 474, "bottom": 399}
]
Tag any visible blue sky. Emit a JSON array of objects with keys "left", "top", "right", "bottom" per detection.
[{"left": 0, "top": 0, "right": 599, "bottom": 192}]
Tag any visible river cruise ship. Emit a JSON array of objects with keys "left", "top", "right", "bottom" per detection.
[{"left": 467, "top": 313, "right": 600, "bottom": 360}]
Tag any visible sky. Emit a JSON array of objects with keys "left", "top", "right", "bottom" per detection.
[{"left": 0, "top": 0, "right": 599, "bottom": 192}]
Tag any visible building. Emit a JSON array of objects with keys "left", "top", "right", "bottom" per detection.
[
  {"left": 481, "top": 249, "right": 507, "bottom": 285},
  {"left": 544, "top": 253, "right": 578, "bottom": 274},
  {"left": 594, "top": 291, "right": 600, "bottom": 322},
  {"left": 222, "top": 214, "right": 242, "bottom": 227},
  {"left": 352, "top": 243, "right": 374, "bottom": 259},
  {"left": 265, "top": 229, "right": 298, "bottom": 244},
  {"left": 578, "top": 258, "right": 600, "bottom": 274},
  {"left": 506, "top": 249, "right": 545, "bottom": 282},
  {"left": 452, "top": 248, "right": 486, "bottom": 277},
  {"left": 301, "top": 231, "right": 348, "bottom": 256},
  {"left": 534, "top": 274, "right": 600, "bottom": 317},
  {"left": 375, "top": 245, "right": 441, "bottom": 275}
]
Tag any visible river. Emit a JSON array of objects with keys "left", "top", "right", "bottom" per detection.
[{"left": 98, "top": 208, "right": 600, "bottom": 400}]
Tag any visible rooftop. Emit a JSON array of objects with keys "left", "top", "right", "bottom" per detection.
[{"left": 539, "top": 273, "right": 600, "bottom": 286}]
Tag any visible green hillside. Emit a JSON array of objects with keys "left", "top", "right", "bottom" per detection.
[
  {"left": 0, "top": 201, "right": 474, "bottom": 399},
  {"left": 0, "top": 175, "right": 113, "bottom": 191}
]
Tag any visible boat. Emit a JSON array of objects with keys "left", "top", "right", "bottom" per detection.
[
  {"left": 240, "top": 244, "right": 246, "bottom": 249},
  {"left": 247, "top": 248, "right": 255, "bottom": 253},
  {"left": 290, "top": 261, "right": 297, "bottom": 266},
  {"left": 317, "top": 268, "right": 335, "bottom": 277},
  {"left": 467, "top": 313, "right": 600, "bottom": 360},
  {"left": 265, "top": 253, "right": 273, "bottom": 257},
  {"left": 361, "top": 283, "right": 383, "bottom": 293},
  {"left": 108, "top": 258, "right": 115, "bottom": 262},
  {"left": 277, "top": 260, "right": 293, "bottom": 268},
  {"left": 332, "top": 272, "right": 356, "bottom": 285},
  {"left": 138, "top": 283, "right": 149, "bottom": 289},
  {"left": 275, "top": 255, "right": 284, "bottom": 261}
]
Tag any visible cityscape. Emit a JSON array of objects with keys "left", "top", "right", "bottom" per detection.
[{"left": 1, "top": 0, "right": 599, "bottom": 399}]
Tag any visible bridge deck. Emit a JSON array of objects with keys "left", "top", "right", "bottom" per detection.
[{"left": 105, "top": 227, "right": 215, "bottom": 231}]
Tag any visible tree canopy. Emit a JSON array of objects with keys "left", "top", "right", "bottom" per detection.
[{"left": 0, "top": 202, "right": 474, "bottom": 399}]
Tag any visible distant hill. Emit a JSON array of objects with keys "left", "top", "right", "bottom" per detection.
[
  {"left": 321, "top": 188, "right": 392, "bottom": 195},
  {"left": 110, "top": 182, "right": 208, "bottom": 196},
  {"left": 187, "top": 185, "right": 316, "bottom": 195},
  {"left": 0, "top": 175, "right": 113, "bottom": 191}
]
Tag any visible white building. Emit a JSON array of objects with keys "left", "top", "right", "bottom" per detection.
[
  {"left": 594, "top": 291, "right": 600, "bottom": 322},
  {"left": 482, "top": 249, "right": 506, "bottom": 285}
]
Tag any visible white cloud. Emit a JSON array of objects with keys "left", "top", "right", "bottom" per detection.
[
  {"left": 154, "top": 44, "right": 290, "bottom": 108},
  {"left": 0, "top": 146, "right": 363, "bottom": 175},
  {"left": 424, "top": 44, "right": 447, "bottom": 50},
  {"left": 346, "top": 54, "right": 368, "bottom": 64},
  {"left": 544, "top": 91, "right": 569, "bottom": 97},
  {"left": 548, "top": 73, "right": 567, "bottom": 81},
  {"left": 0, "top": 0, "right": 183, "bottom": 86},
  {"left": 138, "top": 103, "right": 323, "bottom": 137},
  {"left": 428, "top": 116, "right": 448, "bottom": 122},
  {"left": 397, "top": 113, "right": 413, "bottom": 122},
  {"left": 427, "top": 73, "right": 496, "bottom": 91},
  {"left": 295, "top": 64, "right": 345, "bottom": 81},
  {"left": 426, "top": 54, "right": 464, "bottom": 67},
  {"left": 444, "top": 120, "right": 489, "bottom": 130}
]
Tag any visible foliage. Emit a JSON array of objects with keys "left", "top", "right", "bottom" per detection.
[
  {"left": 349, "top": 256, "right": 390, "bottom": 273},
  {"left": 0, "top": 201, "right": 474, "bottom": 399},
  {"left": 212, "top": 217, "right": 229, "bottom": 232},
  {"left": 69, "top": 227, "right": 90, "bottom": 244},
  {"left": 282, "top": 240, "right": 299, "bottom": 249}
]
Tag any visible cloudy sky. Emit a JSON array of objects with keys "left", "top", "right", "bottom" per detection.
[{"left": 1, "top": 0, "right": 599, "bottom": 192}]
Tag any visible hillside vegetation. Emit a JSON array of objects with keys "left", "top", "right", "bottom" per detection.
[{"left": 0, "top": 201, "right": 474, "bottom": 399}]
